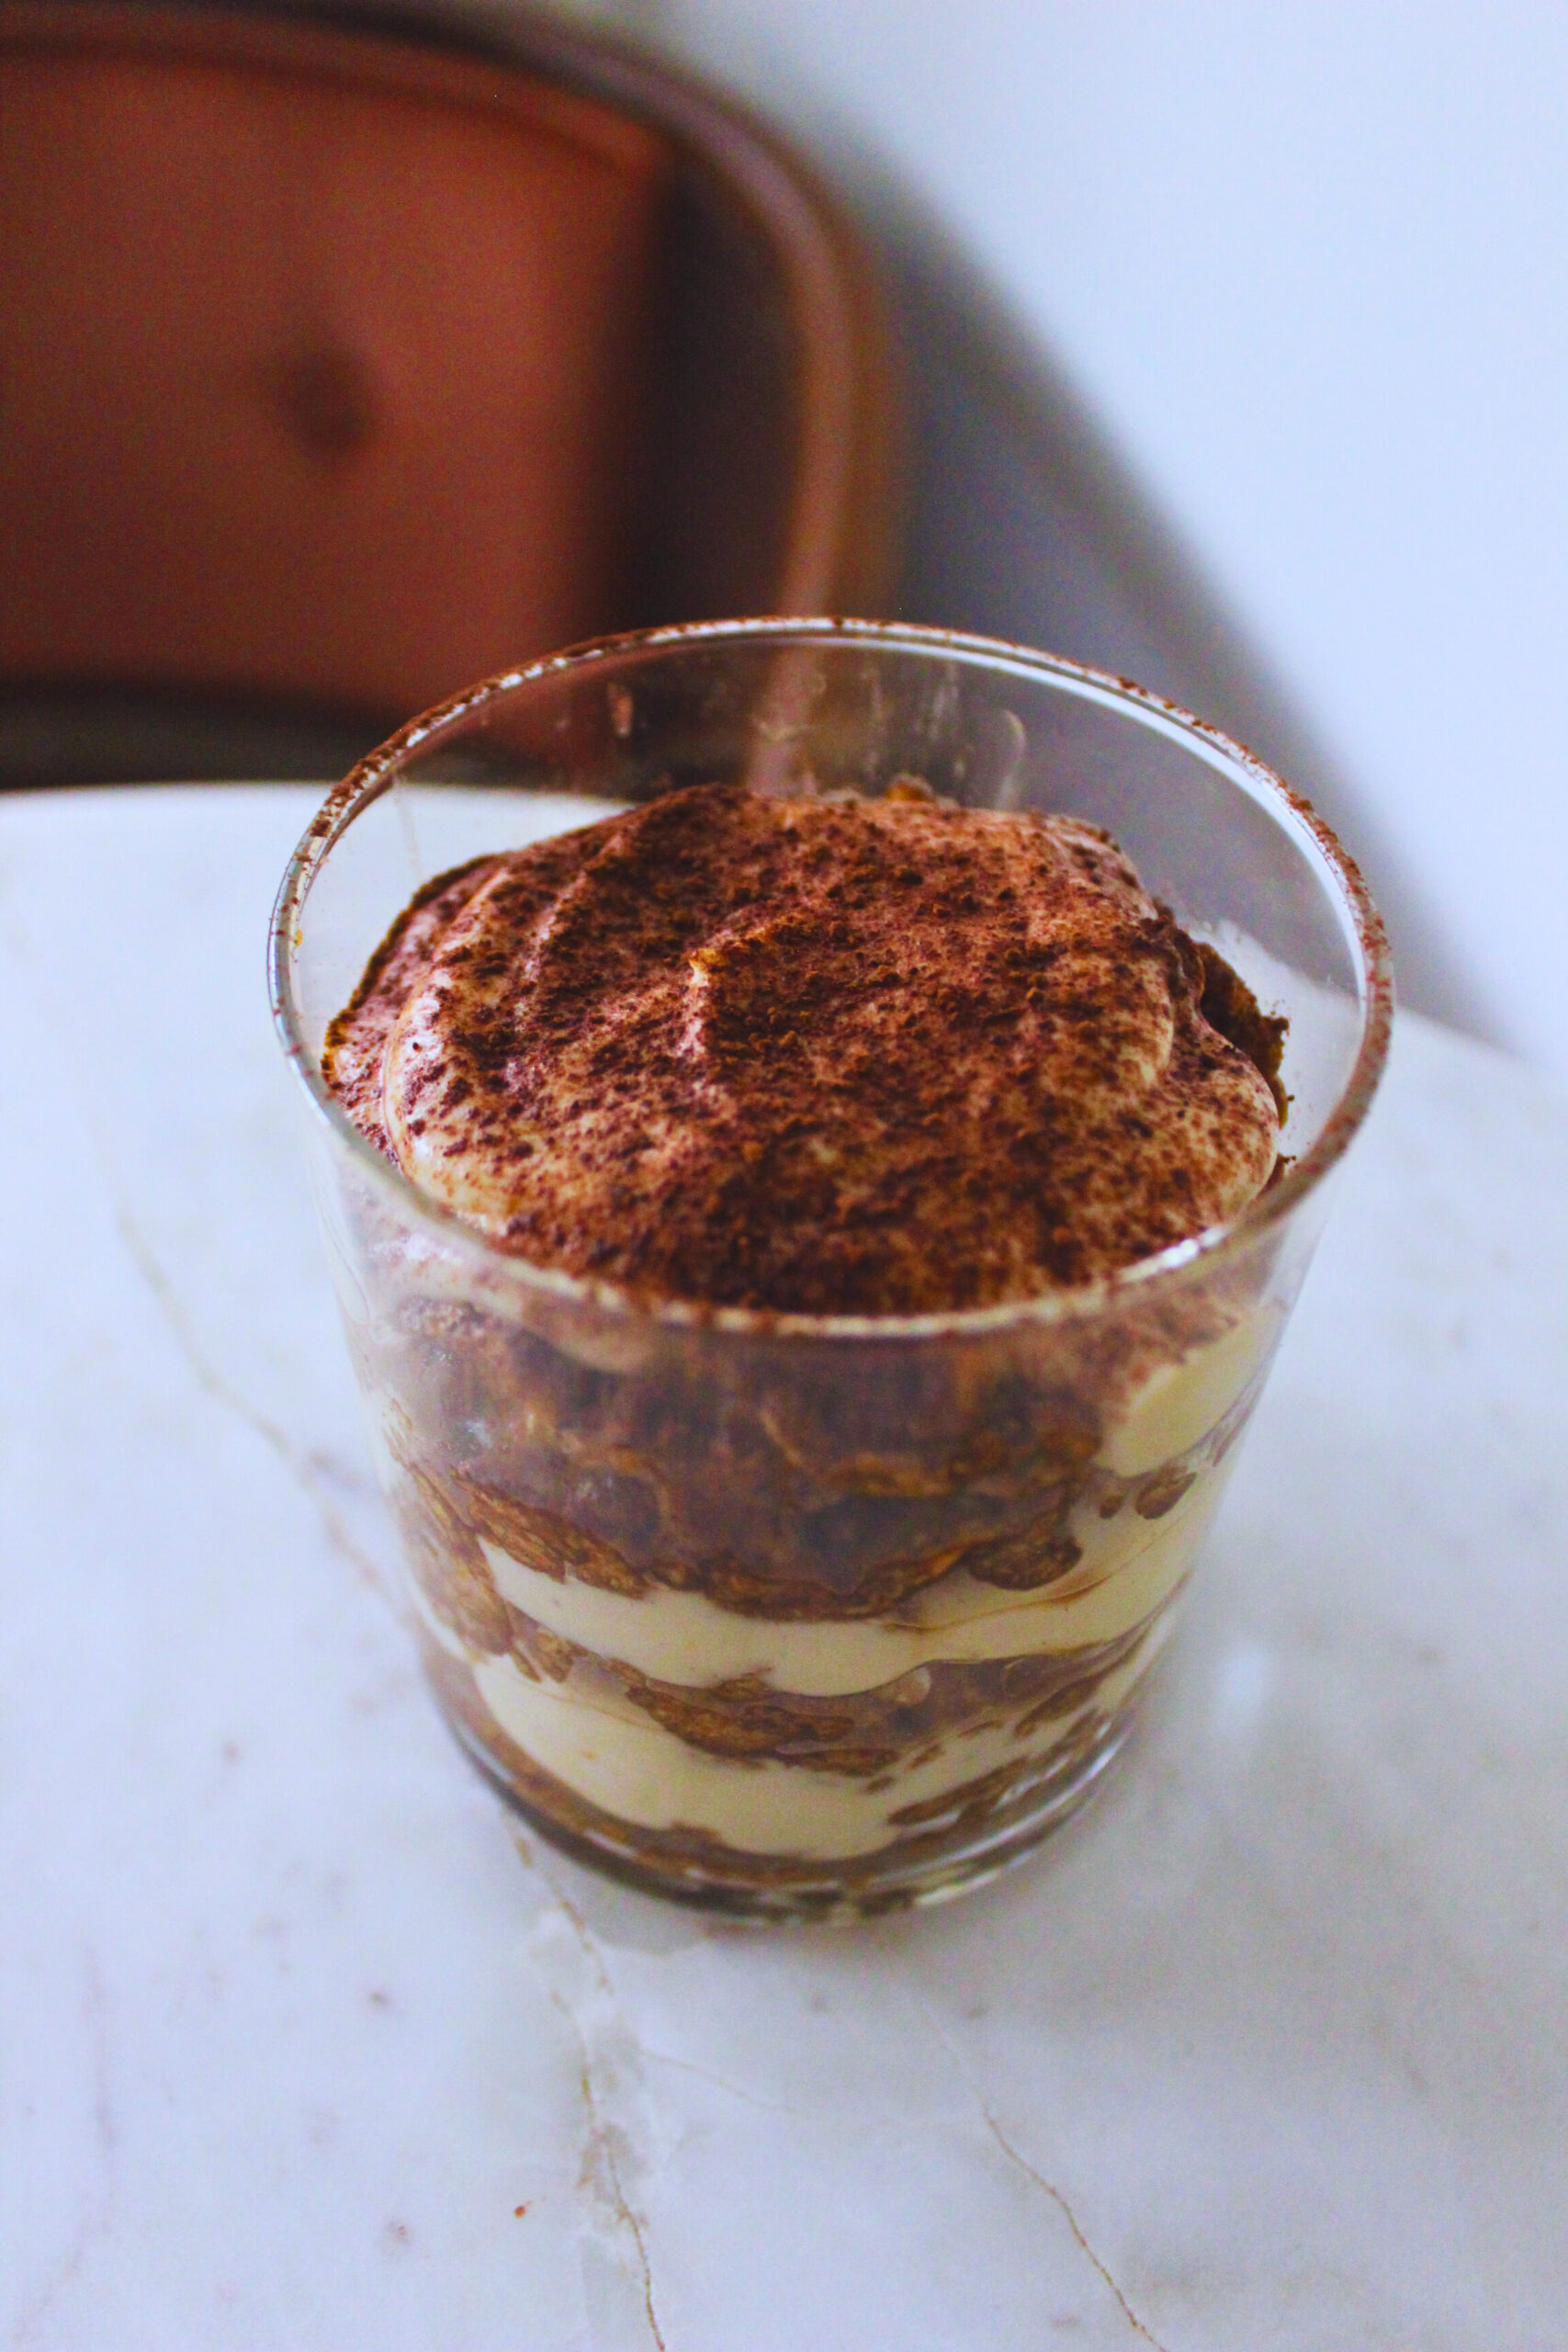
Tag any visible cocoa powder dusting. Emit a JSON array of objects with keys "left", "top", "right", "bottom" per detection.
[{"left": 323, "top": 783, "right": 1284, "bottom": 1313}]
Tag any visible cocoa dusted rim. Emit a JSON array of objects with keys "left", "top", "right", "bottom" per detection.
[{"left": 270, "top": 618, "right": 1394, "bottom": 1341}]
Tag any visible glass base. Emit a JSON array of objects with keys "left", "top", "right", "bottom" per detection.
[{"left": 448, "top": 1711, "right": 1133, "bottom": 1925}]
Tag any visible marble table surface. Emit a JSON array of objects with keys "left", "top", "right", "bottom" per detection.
[{"left": 4, "top": 786, "right": 1567, "bottom": 2352}]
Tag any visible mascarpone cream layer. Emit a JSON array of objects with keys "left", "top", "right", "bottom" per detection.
[
  {"left": 471, "top": 1307, "right": 1267, "bottom": 1698},
  {"left": 471, "top": 1634, "right": 1164, "bottom": 1860},
  {"left": 1101, "top": 1303, "right": 1276, "bottom": 1476},
  {"left": 483, "top": 1465, "right": 1221, "bottom": 1697}
]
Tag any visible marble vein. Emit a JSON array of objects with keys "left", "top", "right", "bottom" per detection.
[
  {"left": 9, "top": 1947, "right": 118, "bottom": 2350},
  {"left": 517, "top": 1841, "right": 671, "bottom": 2352},
  {"left": 6, "top": 866, "right": 390, "bottom": 1600},
  {"left": 635, "top": 2046, "right": 807, "bottom": 2120},
  {"left": 107, "top": 1193, "right": 388, "bottom": 1595},
  {"left": 546, "top": 1986, "right": 669, "bottom": 2352},
  {"left": 978, "top": 2106, "right": 1174, "bottom": 2352},
  {"left": 909, "top": 1991, "right": 1174, "bottom": 2350}
]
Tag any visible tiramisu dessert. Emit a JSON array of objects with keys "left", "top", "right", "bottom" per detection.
[{"left": 324, "top": 779, "right": 1289, "bottom": 1910}]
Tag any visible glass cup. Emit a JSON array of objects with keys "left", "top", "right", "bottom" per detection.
[{"left": 270, "top": 619, "right": 1391, "bottom": 1921}]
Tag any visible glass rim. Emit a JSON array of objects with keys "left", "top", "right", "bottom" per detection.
[{"left": 269, "top": 616, "right": 1393, "bottom": 1343}]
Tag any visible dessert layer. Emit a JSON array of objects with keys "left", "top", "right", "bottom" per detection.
[
  {"left": 407, "top": 1539, "right": 1159, "bottom": 1781},
  {"left": 465, "top": 1625, "right": 1164, "bottom": 1860},
  {"left": 477, "top": 1468, "right": 1216, "bottom": 1694},
  {"left": 379, "top": 1272, "right": 1273, "bottom": 1635},
  {"left": 385, "top": 1275, "right": 1264, "bottom": 1647},
  {"left": 521, "top": 1589, "right": 1154, "bottom": 1765},
  {"left": 325, "top": 782, "right": 1284, "bottom": 1312},
  {"left": 1100, "top": 1299, "right": 1277, "bottom": 1477},
  {"left": 420, "top": 1630, "right": 1124, "bottom": 1894}
]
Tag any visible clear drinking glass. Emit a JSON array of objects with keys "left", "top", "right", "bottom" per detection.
[{"left": 270, "top": 620, "right": 1391, "bottom": 1920}]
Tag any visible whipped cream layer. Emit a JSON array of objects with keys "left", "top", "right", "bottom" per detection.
[{"left": 325, "top": 782, "right": 1283, "bottom": 1313}]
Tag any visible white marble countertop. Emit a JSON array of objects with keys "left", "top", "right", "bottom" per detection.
[{"left": 4, "top": 786, "right": 1566, "bottom": 2352}]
